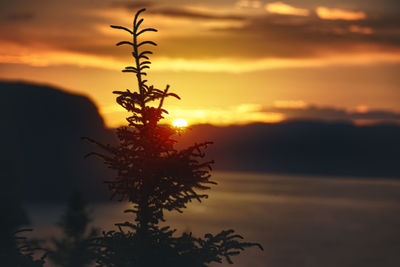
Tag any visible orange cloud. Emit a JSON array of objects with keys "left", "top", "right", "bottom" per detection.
[
  {"left": 349, "top": 25, "right": 373, "bottom": 35},
  {"left": 265, "top": 2, "right": 310, "bottom": 16},
  {"left": 316, "top": 7, "right": 367, "bottom": 21},
  {"left": 236, "top": 0, "right": 262, "bottom": 9},
  {"left": 274, "top": 100, "right": 308, "bottom": 109},
  {"left": 0, "top": 43, "right": 122, "bottom": 69},
  {"left": 2, "top": 48, "right": 400, "bottom": 74},
  {"left": 352, "top": 105, "right": 370, "bottom": 114},
  {"left": 149, "top": 54, "right": 400, "bottom": 73}
]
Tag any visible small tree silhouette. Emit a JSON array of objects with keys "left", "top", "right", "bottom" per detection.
[
  {"left": 0, "top": 166, "right": 46, "bottom": 267},
  {"left": 48, "top": 190, "right": 98, "bottom": 267},
  {"left": 0, "top": 229, "right": 46, "bottom": 267},
  {"left": 84, "top": 8, "right": 262, "bottom": 266}
]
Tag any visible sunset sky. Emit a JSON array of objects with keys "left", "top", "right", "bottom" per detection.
[{"left": 0, "top": 0, "right": 399, "bottom": 127}]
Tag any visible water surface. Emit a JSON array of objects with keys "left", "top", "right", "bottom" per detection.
[{"left": 27, "top": 172, "right": 400, "bottom": 267}]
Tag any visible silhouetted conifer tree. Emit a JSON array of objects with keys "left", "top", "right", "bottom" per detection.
[
  {"left": 84, "top": 8, "right": 262, "bottom": 266},
  {"left": 48, "top": 190, "right": 98, "bottom": 267}
]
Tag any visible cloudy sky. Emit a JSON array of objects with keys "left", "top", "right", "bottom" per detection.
[{"left": 0, "top": 0, "right": 399, "bottom": 127}]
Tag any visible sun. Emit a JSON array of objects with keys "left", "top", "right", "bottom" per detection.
[{"left": 172, "top": 118, "right": 188, "bottom": 128}]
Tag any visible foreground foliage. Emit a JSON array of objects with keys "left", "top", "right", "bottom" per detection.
[
  {"left": 48, "top": 191, "right": 99, "bottom": 267},
  {"left": 0, "top": 170, "right": 46, "bottom": 267}
]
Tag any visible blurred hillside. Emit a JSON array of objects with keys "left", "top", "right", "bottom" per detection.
[{"left": 175, "top": 122, "right": 400, "bottom": 178}]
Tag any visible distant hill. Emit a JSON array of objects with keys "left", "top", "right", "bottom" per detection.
[
  {"left": 1, "top": 80, "right": 399, "bottom": 204},
  {"left": 0, "top": 81, "right": 115, "bottom": 202},
  {"left": 175, "top": 122, "right": 400, "bottom": 178}
]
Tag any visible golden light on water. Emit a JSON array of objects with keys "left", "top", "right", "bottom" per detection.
[{"left": 172, "top": 118, "right": 188, "bottom": 128}]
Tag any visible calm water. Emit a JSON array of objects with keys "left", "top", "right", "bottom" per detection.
[{"left": 26, "top": 171, "right": 400, "bottom": 267}]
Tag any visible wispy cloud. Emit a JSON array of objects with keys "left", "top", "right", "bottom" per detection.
[
  {"left": 274, "top": 100, "right": 308, "bottom": 109},
  {"left": 264, "top": 103, "right": 400, "bottom": 124},
  {"left": 101, "top": 103, "right": 284, "bottom": 127},
  {"left": 111, "top": 1, "right": 155, "bottom": 10},
  {"left": 112, "top": 2, "right": 245, "bottom": 21},
  {"left": 147, "top": 7, "right": 245, "bottom": 20},
  {"left": 2, "top": 39, "right": 400, "bottom": 73},
  {"left": 265, "top": 2, "right": 310, "bottom": 16},
  {"left": 316, "top": 7, "right": 367, "bottom": 21},
  {"left": 0, "top": 42, "right": 122, "bottom": 69},
  {"left": 348, "top": 25, "right": 373, "bottom": 35},
  {"left": 101, "top": 101, "right": 400, "bottom": 127},
  {"left": 236, "top": 0, "right": 262, "bottom": 9},
  {"left": 149, "top": 54, "right": 400, "bottom": 72}
]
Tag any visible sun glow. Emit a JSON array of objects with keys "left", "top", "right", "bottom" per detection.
[{"left": 172, "top": 118, "right": 188, "bottom": 128}]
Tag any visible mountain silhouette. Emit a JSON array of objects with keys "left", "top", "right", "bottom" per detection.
[
  {"left": 0, "top": 81, "right": 115, "bottom": 202},
  {"left": 176, "top": 122, "right": 400, "bottom": 178}
]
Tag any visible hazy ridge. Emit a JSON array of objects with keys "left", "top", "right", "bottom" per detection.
[{"left": 1, "top": 80, "right": 399, "bottom": 202}]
